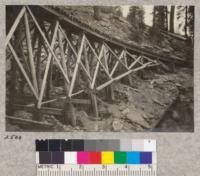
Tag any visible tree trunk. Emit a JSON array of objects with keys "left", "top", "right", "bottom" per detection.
[
  {"left": 153, "top": 7, "right": 156, "bottom": 28},
  {"left": 164, "top": 7, "right": 168, "bottom": 31},
  {"left": 170, "top": 6, "right": 175, "bottom": 33},
  {"left": 93, "top": 6, "right": 102, "bottom": 20},
  {"left": 185, "top": 6, "right": 188, "bottom": 37}
]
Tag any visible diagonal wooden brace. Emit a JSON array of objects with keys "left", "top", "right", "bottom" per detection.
[
  {"left": 8, "top": 42, "right": 39, "bottom": 100},
  {"left": 6, "top": 7, "right": 26, "bottom": 46}
]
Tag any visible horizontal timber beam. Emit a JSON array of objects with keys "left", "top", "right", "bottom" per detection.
[
  {"left": 7, "top": 115, "right": 54, "bottom": 128},
  {"left": 40, "top": 6, "right": 185, "bottom": 63}
]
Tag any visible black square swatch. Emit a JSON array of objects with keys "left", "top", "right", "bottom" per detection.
[
  {"left": 49, "top": 139, "right": 61, "bottom": 151},
  {"left": 36, "top": 140, "right": 48, "bottom": 151}
]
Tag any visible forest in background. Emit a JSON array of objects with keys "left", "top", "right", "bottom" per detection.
[{"left": 94, "top": 6, "right": 194, "bottom": 41}]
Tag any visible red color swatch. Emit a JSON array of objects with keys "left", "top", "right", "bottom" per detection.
[{"left": 89, "top": 152, "right": 101, "bottom": 164}]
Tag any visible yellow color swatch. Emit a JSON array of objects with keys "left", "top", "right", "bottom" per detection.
[{"left": 101, "top": 152, "right": 114, "bottom": 164}]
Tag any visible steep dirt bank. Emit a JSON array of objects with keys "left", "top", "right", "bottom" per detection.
[{"left": 6, "top": 67, "right": 193, "bottom": 132}]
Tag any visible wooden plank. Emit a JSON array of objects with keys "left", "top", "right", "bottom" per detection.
[
  {"left": 6, "top": 115, "right": 54, "bottom": 128},
  {"left": 24, "top": 11, "right": 38, "bottom": 93},
  {"left": 37, "top": 21, "right": 59, "bottom": 108},
  {"left": 68, "top": 34, "right": 85, "bottom": 97},
  {"left": 8, "top": 42, "right": 39, "bottom": 100},
  {"left": 6, "top": 7, "right": 26, "bottom": 46}
]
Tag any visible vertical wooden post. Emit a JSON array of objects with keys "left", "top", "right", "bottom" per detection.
[
  {"left": 83, "top": 44, "right": 99, "bottom": 118},
  {"left": 58, "top": 29, "right": 76, "bottom": 125},
  {"left": 106, "top": 84, "right": 115, "bottom": 102},
  {"left": 90, "top": 92, "right": 99, "bottom": 118},
  {"left": 34, "top": 35, "right": 43, "bottom": 121},
  {"left": 64, "top": 98, "right": 76, "bottom": 126},
  {"left": 128, "top": 74, "right": 133, "bottom": 86}
]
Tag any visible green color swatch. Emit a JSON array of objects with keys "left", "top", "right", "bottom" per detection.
[{"left": 114, "top": 152, "right": 127, "bottom": 164}]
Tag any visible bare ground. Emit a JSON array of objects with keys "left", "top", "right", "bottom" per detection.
[{"left": 6, "top": 67, "right": 193, "bottom": 132}]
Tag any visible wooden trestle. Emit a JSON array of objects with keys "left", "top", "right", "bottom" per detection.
[{"left": 6, "top": 6, "right": 158, "bottom": 126}]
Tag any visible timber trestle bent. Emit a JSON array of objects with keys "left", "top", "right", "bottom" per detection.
[{"left": 6, "top": 6, "right": 163, "bottom": 126}]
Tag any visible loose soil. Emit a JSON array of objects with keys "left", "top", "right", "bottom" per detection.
[{"left": 6, "top": 67, "right": 193, "bottom": 132}]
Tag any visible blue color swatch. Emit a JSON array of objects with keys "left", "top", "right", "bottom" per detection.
[
  {"left": 140, "top": 152, "right": 152, "bottom": 164},
  {"left": 127, "top": 152, "right": 140, "bottom": 164}
]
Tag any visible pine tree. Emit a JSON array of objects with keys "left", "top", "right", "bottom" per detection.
[
  {"left": 153, "top": 6, "right": 168, "bottom": 31},
  {"left": 170, "top": 6, "right": 175, "bottom": 33},
  {"left": 177, "top": 6, "right": 194, "bottom": 38},
  {"left": 127, "top": 6, "right": 145, "bottom": 30},
  {"left": 188, "top": 6, "right": 194, "bottom": 38}
]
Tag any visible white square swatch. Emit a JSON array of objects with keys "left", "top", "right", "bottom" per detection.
[
  {"left": 144, "top": 139, "right": 156, "bottom": 151},
  {"left": 64, "top": 152, "right": 77, "bottom": 164}
]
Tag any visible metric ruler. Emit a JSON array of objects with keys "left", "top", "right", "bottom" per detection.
[{"left": 36, "top": 139, "right": 157, "bottom": 176}]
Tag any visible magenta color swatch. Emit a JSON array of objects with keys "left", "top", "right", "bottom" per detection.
[{"left": 77, "top": 152, "right": 90, "bottom": 164}]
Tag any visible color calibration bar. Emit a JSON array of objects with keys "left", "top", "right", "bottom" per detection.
[
  {"left": 36, "top": 151, "right": 156, "bottom": 164},
  {"left": 36, "top": 139, "right": 157, "bottom": 176},
  {"left": 36, "top": 139, "right": 156, "bottom": 152}
]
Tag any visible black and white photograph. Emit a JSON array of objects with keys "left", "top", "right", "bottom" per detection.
[{"left": 6, "top": 5, "right": 194, "bottom": 132}]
